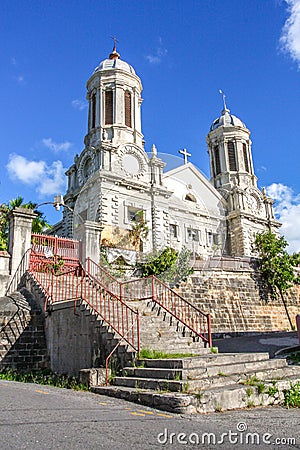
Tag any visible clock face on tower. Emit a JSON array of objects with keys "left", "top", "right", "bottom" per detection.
[
  {"left": 118, "top": 144, "right": 147, "bottom": 179},
  {"left": 245, "top": 192, "right": 259, "bottom": 212},
  {"left": 122, "top": 154, "right": 140, "bottom": 175}
]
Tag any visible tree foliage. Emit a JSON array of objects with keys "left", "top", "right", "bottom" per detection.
[
  {"left": 140, "top": 247, "right": 178, "bottom": 277},
  {"left": 0, "top": 196, "right": 51, "bottom": 251},
  {"left": 253, "top": 231, "right": 300, "bottom": 329},
  {"left": 140, "top": 246, "right": 194, "bottom": 285}
]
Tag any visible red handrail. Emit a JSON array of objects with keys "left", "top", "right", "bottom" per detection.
[
  {"left": 28, "top": 252, "right": 140, "bottom": 352},
  {"left": 31, "top": 233, "right": 80, "bottom": 269},
  {"left": 86, "top": 258, "right": 212, "bottom": 347}
]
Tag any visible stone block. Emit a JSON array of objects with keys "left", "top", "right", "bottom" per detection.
[{"left": 79, "top": 368, "right": 108, "bottom": 387}]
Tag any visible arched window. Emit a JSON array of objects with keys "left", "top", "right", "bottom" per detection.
[
  {"left": 227, "top": 141, "right": 237, "bottom": 171},
  {"left": 105, "top": 90, "right": 113, "bottom": 125},
  {"left": 91, "top": 93, "right": 96, "bottom": 129},
  {"left": 214, "top": 145, "right": 221, "bottom": 175},
  {"left": 124, "top": 91, "right": 132, "bottom": 128},
  {"left": 243, "top": 143, "right": 249, "bottom": 173}
]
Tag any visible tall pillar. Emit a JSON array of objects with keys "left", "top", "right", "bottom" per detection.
[
  {"left": 74, "top": 221, "right": 103, "bottom": 264},
  {"left": 8, "top": 207, "right": 37, "bottom": 274}
]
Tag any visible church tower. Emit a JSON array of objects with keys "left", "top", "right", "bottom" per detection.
[
  {"left": 62, "top": 44, "right": 169, "bottom": 256},
  {"left": 206, "top": 94, "right": 280, "bottom": 256},
  {"left": 85, "top": 41, "right": 143, "bottom": 150}
]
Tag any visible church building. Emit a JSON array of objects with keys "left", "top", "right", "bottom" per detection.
[{"left": 53, "top": 44, "right": 280, "bottom": 262}]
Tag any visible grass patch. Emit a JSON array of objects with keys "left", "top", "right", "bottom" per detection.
[
  {"left": 139, "top": 348, "right": 196, "bottom": 359},
  {"left": 0, "top": 369, "right": 89, "bottom": 391},
  {"left": 218, "top": 371, "right": 227, "bottom": 377},
  {"left": 287, "top": 351, "right": 300, "bottom": 365},
  {"left": 246, "top": 387, "right": 253, "bottom": 397},
  {"left": 240, "top": 375, "right": 260, "bottom": 386},
  {"left": 267, "top": 381, "right": 278, "bottom": 397},
  {"left": 257, "top": 382, "right": 266, "bottom": 395},
  {"left": 284, "top": 382, "right": 300, "bottom": 408}
]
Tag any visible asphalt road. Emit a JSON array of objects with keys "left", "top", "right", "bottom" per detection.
[{"left": 1, "top": 380, "right": 300, "bottom": 449}]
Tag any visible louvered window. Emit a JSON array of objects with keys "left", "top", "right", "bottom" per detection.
[
  {"left": 214, "top": 146, "right": 221, "bottom": 175},
  {"left": 124, "top": 91, "right": 132, "bottom": 128},
  {"left": 105, "top": 90, "right": 113, "bottom": 125},
  {"left": 91, "top": 93, "right": 96, "bottom": 129},
  {"left": 228, "top": 141, "right": 237, "bottom": 171},
  {"left": 243, "top": 143, "right": 249, "bottom": 173}
]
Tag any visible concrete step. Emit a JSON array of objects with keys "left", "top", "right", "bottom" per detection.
[
  {"left": 135, "top": 352, "right": 270, "bottom": 369},
  {"left": 93, "top": 375, "right": 300, "bottom": 414},
  {"left": 121, "top": 359, "right": 292, "bottom": 385},
  {"left": 113, "top": 376, "right": 184, "bottom": 392},
  {"left": 185, "top": 365, "right": 300, "bottom": 391}
]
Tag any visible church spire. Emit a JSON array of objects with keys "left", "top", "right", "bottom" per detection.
[{"left": 109, "top": 36, "right": 120, "bottom": 60}]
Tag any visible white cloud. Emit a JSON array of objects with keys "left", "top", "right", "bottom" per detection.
[
  {"left": 14, "top": 75, "right": 25, "bottom": 85},
  {"left": 146, "top": 38, "right": 168, "bottom": 65},
  {"left": 72, "top": 99, "right": 87, "bottom": 110},
  {"left": 6, "top": 154, "right": 67, "bottom": 196},
  {"left": 267, "top": 182, "right": 300, "bottom": 253},
  {"left": 280, "top": 0, "right": 300, "bottom": 68},
  {"left": 42, "top": 138, "right": 72, "bottom": 153}
]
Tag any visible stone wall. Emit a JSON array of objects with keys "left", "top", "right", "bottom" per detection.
[
  {"left": 177, "top": 269, "right": 300, "bottom": 334},
  {"left": 0, "top": 290, "right": 49, "bottom": 371},
  {"left": 0, "top": 251, "right": 11, "bottom": 297}
]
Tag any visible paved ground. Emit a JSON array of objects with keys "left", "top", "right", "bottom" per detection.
[
  {"left": 214, "top": 331, "right": 300, "bottom": 357},
  {"left": 1, "top": 379, "right": 299, "bottom": 449}
]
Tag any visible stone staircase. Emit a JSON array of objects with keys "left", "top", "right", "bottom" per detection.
[
  {"left": 93, "top": 352, "right": 300, "bottom": 414},
  {"left": 126, "top": 299, "right": 210, "bottom": 355}
]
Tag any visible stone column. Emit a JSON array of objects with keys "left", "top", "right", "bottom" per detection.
[
  {"left": 8, "top": 207, "right": 37, "bottom": 275},
  {"left": 74, "top": 221, "right": 103, "bottom": 265}
]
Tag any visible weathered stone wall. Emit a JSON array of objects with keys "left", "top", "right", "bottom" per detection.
[
  {"left": 0, "top": 290, "right": 49, "bottom": 370},
  {"left": 177, "top": 269, "right": 300, "bottom": 334},
  {"left": 43, "top": 300, "right": 133, "bottom": 377},
  {"left": 0, "top": 251, "right": 11, "bottom": 296}
]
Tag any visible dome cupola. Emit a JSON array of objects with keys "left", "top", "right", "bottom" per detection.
[{"left": 210, "top": 91, "right": 246, "bottom": 131}]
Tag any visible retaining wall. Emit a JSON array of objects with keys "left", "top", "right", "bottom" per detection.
[{"left": 178, "top": 269, "right": 300, "bottom": 334}]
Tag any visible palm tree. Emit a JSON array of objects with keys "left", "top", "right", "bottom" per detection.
[{"left": 0, "top": 196, "right": 51, "bottom": 250}]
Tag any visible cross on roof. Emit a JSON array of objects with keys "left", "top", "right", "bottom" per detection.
[
  {"left": 111, "top": 35, "right": 119, "bottom": 51},
  {"left": 219, "top": 89, "right": 228, "bottom": 111},
  {"left": 179, "top": 148, "right": 191, "bottom": 165}
]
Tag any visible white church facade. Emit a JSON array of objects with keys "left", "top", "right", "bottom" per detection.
[{"left": 53, "top": 44, "right": 280, "bottom": 261}]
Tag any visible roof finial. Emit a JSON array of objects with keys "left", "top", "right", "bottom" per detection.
[
  {"left": 109, "top": 36, "right": 120, "bottom": 60},
  {"left": 219, "top": 89, "right": 230, "bottom": 113}
]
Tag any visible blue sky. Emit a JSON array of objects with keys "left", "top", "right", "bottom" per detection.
[{"left": 1, "top": 0, "right": 300, "bottom": 252}]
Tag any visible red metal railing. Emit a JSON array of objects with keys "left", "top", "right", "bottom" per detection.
[
  {"left": 28, "top": 252, "right": 140, "bottom": 352},
  {"left": 87, "top": 258, "right": 121, "bottom": 298},
  {"left": 87, "top": 258, "right": 212, "bottom": 347},
  {"left": 6, "top": 248, "right": 31, "bottom": 295},
  {"left": 31, "top": 233, "right": 80, "bottom": 269}
]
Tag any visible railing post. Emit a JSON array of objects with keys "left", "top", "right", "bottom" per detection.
[
  {"left": 137, "top": 311, "right": 140, "bottom": 356},
  {"left": 54, "top": 236, "right": 58, "bottom": 256},
  {"left": 151, "top": 276, "right": 155, "bottom": 301},
  {"left": 207, "top": 313, "right": 212, "bottom": 348}
]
